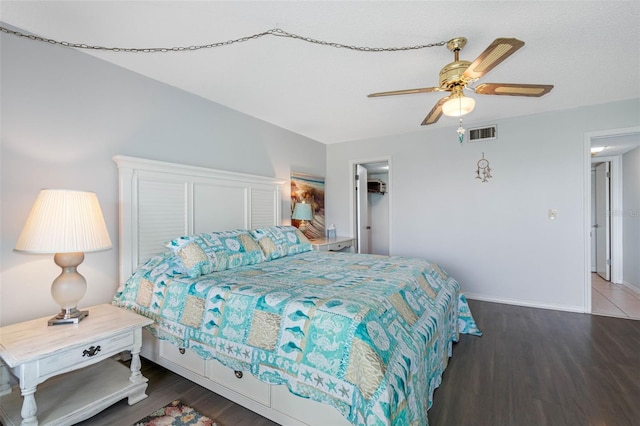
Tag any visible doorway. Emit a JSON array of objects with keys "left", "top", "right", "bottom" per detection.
[
  {"left": 585, "top": 126, "right": 640, "bottom": 317},
  {"left": 352, "top": 159, "right": 391, "bottom": 255},
  {"left": 592, "top": 160, "right": 611, "bottom": 281}
]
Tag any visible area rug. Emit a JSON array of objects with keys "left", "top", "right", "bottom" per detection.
[{"left": 132, "top": 400, "right": 218, "bottom": 426}]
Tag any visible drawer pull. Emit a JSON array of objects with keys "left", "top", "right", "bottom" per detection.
[
  {"left": 179, "top": 348, "right": 186, "bottom": 355},
  {"left": 234, "top": 370, "right": 243, "bottom": 379},
  {"left": 82, "top": 345, "right": 101, "bottom": 357}
]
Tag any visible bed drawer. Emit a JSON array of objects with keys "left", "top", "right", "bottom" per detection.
[
  {"left": 159, "top": 341, "right": 206, "bottom": 376},
  {"left": 206, "top": 359, "right": 270, "bottom": 406},
  {"left": 271, "top": 384, "right": 349, "bottom": 425}
]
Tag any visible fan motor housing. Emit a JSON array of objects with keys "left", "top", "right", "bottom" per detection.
[{"left": 439, "top": 60, "right": 471, "bottom": 88}]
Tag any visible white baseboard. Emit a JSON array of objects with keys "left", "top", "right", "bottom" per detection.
[
  {"left": 621, "top": 281, "right": 640, "bottom": 296},
  {"left": 464, "top": 293, "right": 586, "bottom": 314}
]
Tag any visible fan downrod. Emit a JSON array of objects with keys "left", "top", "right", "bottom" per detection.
[{"left": 440, "top": 37, "right": 471, "bottom": 88}]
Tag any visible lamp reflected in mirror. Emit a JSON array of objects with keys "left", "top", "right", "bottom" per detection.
[{"left": 292, "top": 202, "right": 313, "bottom": 233}]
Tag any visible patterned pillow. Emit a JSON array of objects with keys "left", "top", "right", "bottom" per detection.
[
  {"left": 249, "top": 225, "right": 312, "bottom": 260},
  {"left": 167, "top": 229, "right": 265, "bottom": 277},
  {"left": 113, "top": 251, "right": 184, "bottom": 310}
]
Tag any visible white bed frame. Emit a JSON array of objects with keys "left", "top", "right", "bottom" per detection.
[{"left": 114, "top": 156, "right": 350, "bottom": 426}]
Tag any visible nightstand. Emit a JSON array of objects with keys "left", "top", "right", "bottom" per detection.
[
  {"left": 310, "top": 236, "right": 355, "bottom": 252},
  {"left": 0, "top": 304, "right": 153, "bottom": 426}
]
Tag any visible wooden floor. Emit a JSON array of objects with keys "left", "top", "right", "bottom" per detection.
[
  {"left": 592, "top": 272, "right": 640, "bottom": 319},
  {"left": 75, "top": 299, "right": 640, "bottom": 426},
  {"left": 428, "top": 299, "right": 640, "bottom": 426},
  {"left": 74, "top": 359, "right": 279, "bottom": 426}
]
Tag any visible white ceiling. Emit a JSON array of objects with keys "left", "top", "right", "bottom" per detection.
[{"left": 1, "top": 1, "right": 639, "bottom": 144}]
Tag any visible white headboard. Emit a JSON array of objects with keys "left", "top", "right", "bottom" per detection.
[{"left": 114, "top": 155, "right": 285, "bottom": 285}]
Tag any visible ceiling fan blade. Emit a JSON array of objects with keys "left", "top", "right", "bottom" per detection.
[
  {"left": 475, "top": 83, "right": 553, "bottom": 96},
  {"left": 462, "top": 38, "right": 525, "bottom": 81},
  {"left": 421, "top": 96, "right": 449, "bottom": 126},
  {"left": 368, "top": 87, "right": 442, "bottom": 98}
]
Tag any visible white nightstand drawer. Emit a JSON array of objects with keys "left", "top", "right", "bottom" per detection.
[
  {"left": 310, "top": 237, "right": 354, "bottom": 252},
  {"left": 326, "top": 241, "right": 352, "bottom": 251},
  {"left": 38, "top": 331, "right": 134, "bottom": 379}
]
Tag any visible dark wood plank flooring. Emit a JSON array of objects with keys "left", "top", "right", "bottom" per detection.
[
  {"left": 429, "top": 300, "right": 640, "bottom": 426},
  {"left": 76, "top": 300, "right": 640, "bottom": 426}
]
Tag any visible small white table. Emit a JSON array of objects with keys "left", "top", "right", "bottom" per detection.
[
  {"left": 0, "top": 304, "right": 153, "bottom": 426},
  {"left": 310, "top": 236, "right": 355, "bottom": 252}
]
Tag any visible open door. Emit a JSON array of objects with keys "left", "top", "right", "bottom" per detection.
[
  {"left": 355, "top": 165, "right": 370, "bottom": 254},
  {"left": 594, "top": 161, "right": 610, "bottom": 281}
]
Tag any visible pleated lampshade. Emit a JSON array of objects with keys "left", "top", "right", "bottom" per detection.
[{"left": 15, "top": 189, "right": 112, "bottom": 253}]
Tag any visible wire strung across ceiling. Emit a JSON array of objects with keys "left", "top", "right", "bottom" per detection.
[{"left": 0, "top": 26, "right": 446, "bottom": 53}]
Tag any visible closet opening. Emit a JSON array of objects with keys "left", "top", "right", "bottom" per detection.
[{"left": 352, "top": 159, "right": 391, "bottom": 255}]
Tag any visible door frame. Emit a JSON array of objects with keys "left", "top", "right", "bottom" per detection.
[
  {"left": 349, "top": 156, "right": 392, "bottom": 255},
  {"left": 583, "top": 126, "right": 639, "bottom": 312}
]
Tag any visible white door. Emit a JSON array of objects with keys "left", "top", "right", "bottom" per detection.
[
  {"left": 595, "top": 161, "right": 610, "bottom": 281},
  {"left": 590, "top": 170, "right": 597, "bottom": 272},
  {"left": 356, "top": 165, "right": 370, "bottom": 254}
]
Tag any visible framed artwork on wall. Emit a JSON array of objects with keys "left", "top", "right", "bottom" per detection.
[{"left": 290, "top": 172, "right": 325, "bottom": 239}]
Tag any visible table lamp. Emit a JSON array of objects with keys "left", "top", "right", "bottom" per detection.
[
  {"left": 14, "top": 189, "right": 112, "bottom": 325},
  {"left": 292, "top": 202, "right": 313, "bottom": 233}
]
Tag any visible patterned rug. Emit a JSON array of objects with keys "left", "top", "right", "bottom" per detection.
[{"left": 132, "top": 400, "right": 218, "bottom": 426}]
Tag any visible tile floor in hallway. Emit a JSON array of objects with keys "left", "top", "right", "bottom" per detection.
[{"left": 592, "top": 273, "right": 640, "bottom": 320}]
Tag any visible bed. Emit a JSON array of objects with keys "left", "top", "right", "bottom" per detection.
[{"left": 112, "top": 155, "right": 481, "bottom": 426}]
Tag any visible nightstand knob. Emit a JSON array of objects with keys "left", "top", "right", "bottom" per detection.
[
  {"left": 234, "top": 370, "right": 243, "bottom": 379},
  {"left": 82, "top": 345, "right": 101, "bottom": 357}
]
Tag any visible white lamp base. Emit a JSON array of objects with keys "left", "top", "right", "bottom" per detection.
[
  {"left": 48, "top": 308, "right": 89, "bottom": 326},
  {"left": 49, "top": 252, "right": 89, "bottom": 326}
]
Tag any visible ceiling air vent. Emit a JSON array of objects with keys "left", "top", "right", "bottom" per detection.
[{"left": 468, "top": 125, "right": 497, "bottom": 142}]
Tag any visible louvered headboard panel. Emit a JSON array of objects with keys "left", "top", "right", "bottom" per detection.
[{"left": 114, "top": 155, "right": 285, "bottom": 286}]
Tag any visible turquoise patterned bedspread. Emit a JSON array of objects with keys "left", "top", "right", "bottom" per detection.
[{"left": 113, "top": 251, "right": 481, "bottom": 426}]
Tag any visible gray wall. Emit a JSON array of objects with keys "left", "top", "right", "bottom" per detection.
[
  {"left": 1, "top": 30, "right": 325, "bottom": 325},
  {"left": 326, "top": 99, "right": 640, "bottom": 311},
  {"left": 623, "top": 146, "right": 640, "bottom": 290}
]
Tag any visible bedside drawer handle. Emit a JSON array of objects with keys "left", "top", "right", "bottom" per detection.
[
  {"left": 82, "top": 345, "right": 101, "bottom": 357},
  {"left": 179, "top": 348, "right": 186, "bottom": 355},
  {"left": 234, "top": 370, "right": 243, "bottom": 379}
]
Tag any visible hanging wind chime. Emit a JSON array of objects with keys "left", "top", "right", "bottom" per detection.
[
  {"left": 457, "top": 118, "right": 465, "bottom": 143},
  {"left": 453, "top": 90, "right": 468, "bottom": 143},
  {"left": 476, "top": 152, "right": 492, "bottom": 182}
]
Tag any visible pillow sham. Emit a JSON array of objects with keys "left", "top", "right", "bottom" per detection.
[
  {"left": 167, "top": 229, "right": 265, "bottom": 277},
  {"left": 113, "top": 251, "right": 184, "bottom": 309},
  {"left": 249, "top": 225, "right": 312, "bottom": 260}
]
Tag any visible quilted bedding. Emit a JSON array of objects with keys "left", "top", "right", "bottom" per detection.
[{"left": 113, "top": 250, "right": 481, "bottom": 426}]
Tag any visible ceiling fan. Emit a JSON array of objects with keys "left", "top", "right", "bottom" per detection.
[{"left": 367, "top": 37, "right": 554, "bottom": 125}]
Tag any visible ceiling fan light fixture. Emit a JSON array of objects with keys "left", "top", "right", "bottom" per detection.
[
  {"left": 442, "top": 89, "right": 475, "bottom": 117},
  {"left": 367, "top": 37, "right": 552, "bottom": 126}
]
